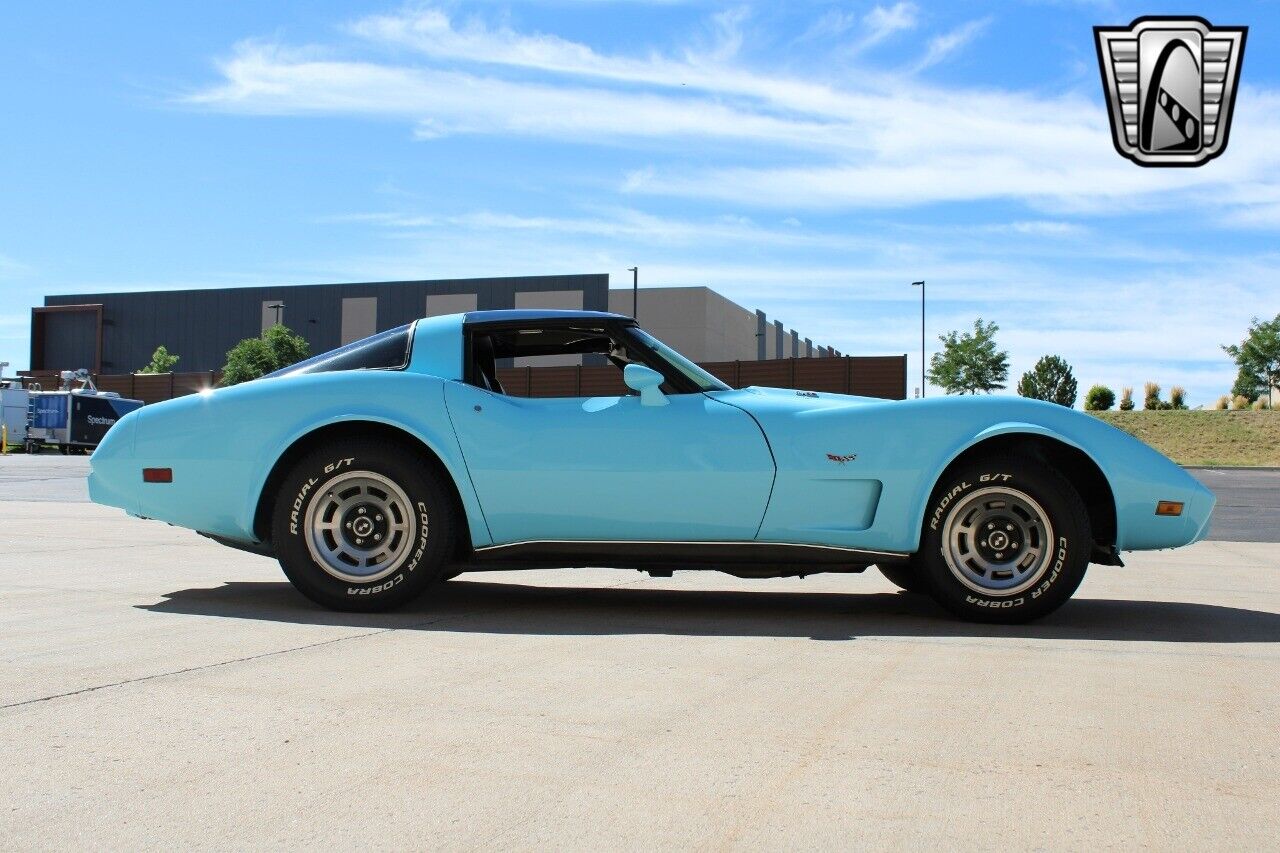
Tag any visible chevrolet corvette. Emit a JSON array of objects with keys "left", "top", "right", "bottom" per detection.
[{"left": 88, "top": 309, "right": 1215, "bottom": 622}]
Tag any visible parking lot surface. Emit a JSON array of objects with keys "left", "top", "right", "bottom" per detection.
[
  {"left": 1, "top": 457, "right": 1277, "bottom": 849},
  {"left": 1188, "top": 467, "right": 1280, "bottom": 542}
]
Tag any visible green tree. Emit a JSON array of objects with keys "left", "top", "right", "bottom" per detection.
[
  {"left": 1017, "top": 355, "right": 1078, "bottom": 407},
  {"left": 220, "top": 324, "right": 311, "bottom": 386},
  {"left": 263, "top": 323, "right": 311, "bottom": 370},
  {"left": 138, "top": 345, "right": 179, "bottom": 374},
  {"left": 1230, "top": 366, "right": 1262, "bottom": 404},
  {"left": 1084, "top": 384, "right": 1115, "bottom": 411},
  {"left": 1223, "top": 315, "right": 1280, "bottom": 403},
  {"left": 927, "top": 318, "right": 1009, "bottom": 395}
]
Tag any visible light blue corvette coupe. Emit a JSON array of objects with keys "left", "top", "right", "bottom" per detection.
[{"left": 89, "top": 309, "right": 1214, "bottom": 622}]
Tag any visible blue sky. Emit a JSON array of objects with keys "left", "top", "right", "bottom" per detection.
[{"left": 2, "top": 1, "right": 1277, "bottom": 404}]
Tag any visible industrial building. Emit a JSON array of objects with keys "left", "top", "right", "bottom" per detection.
[{"left": 30, "top": 275, "right": 842, "bottom": 374}]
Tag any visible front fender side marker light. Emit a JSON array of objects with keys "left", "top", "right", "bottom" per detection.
[
  {"left": 143, "top": 468, "right": 172, "bottom": 483},
  {"left": 1156, "top": 501, "right": 1184, "bottom": 516}
]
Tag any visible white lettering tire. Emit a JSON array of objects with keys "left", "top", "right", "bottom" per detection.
[
  {"left": 272, "top": 440, "right": 455, "bottom": 612},
  {"left": 916, "top": 456, "right": 1091, "bottom": 623}
]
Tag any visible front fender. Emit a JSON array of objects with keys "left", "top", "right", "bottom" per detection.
[{"left": 904, "top": 421, "right": 1097, "bottom": 552}]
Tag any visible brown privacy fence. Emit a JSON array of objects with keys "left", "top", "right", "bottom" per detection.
[
  {"left": 497, "top": 356, "right": 907, "bottom": 400},
  {"left": 18, "top": 371, "right": 222, "bottom": 405},
  {"left": 18, "top": 355, "right": 906, "bottom": 405}
]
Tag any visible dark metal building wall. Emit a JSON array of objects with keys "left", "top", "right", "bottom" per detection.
[
  {"left": 42, "top": 311, "right": 97, "bottom": 371},
  {"left": 40, "top": 274, "right": 609, "bottom": 373}
]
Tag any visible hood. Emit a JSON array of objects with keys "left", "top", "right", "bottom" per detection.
[{"left": 708, "top": 385, "right": 893, "bottom": 414}]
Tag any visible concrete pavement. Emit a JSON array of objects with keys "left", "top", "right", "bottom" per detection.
[{"left": 1, "top": 492, "right": 1277, "bottom": 849}]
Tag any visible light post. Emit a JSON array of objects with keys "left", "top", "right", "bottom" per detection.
[
  {"left": 911, "top": 281, "right": 925, "bottom": 398},
  {"left": 268, "top": 302, "right": 285, "bottom": 326},
  {"left": 627, "top": 267, "right": 638, "bottom": 319}
]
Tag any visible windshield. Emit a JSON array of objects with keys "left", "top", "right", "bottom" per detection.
[{"left": 628, "top": 328, "right": 731, "bottom": 392}]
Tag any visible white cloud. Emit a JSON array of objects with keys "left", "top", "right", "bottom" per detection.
[
  {"left": 804, "top": 3, "right": 919, "bottom": 51},
  {"left": 861, "top": 3, "right": 919, "bottom": 49},
  {"left": 184, "top": 11, "right": 1280, "bottom": 222},
  {"left": 908, "top": 16, "right": 991, "bottom": 73}
]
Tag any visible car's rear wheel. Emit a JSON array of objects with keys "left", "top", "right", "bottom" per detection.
[
  {"left": 878, "top": 561, "right": 928, "bottom": 594},
  {"left": 917, "top": 456, "right": 1090, "bottom": 623},
  {"left": 271, "top": 440, "right": 455, "bottom": 611}
]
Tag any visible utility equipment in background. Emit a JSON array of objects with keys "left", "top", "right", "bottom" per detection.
[
  {"left": 24, "top": 369, "right": 143, "bottom": 455},
  {"left": 0, "top": 362, "right": 31, "bottom": 449}
]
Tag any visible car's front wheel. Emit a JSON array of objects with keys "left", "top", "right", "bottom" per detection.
[
  {"left": 271, "top": 440, "right": 455, "bottom": 611},
  {"left": 916, "top": 456, "right": 1090, "bottom": 623}
]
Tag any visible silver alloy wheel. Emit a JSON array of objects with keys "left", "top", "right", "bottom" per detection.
[
  {"left": 303, "top": 470, "right": 420, "bottom": 584},
  {"left": 941, "top": 486, "right": 1054, "bottom": 596}
]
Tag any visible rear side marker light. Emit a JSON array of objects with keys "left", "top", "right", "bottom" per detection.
[
  {"left": 1155, "top": 501, "right": 1184, "bottom": 516},
  {"left": 143, "top": 468, "right": 173, "bottom": 483}
]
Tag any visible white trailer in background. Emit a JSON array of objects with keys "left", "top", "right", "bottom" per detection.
[{"left": 0, "top": 362, "right": 30, "bottom": 447}]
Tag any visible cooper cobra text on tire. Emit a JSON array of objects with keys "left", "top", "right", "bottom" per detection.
[
  {"left": 271, "top": 439, "right": 455, "bottom": 611},
  {"left": 916, "top": 455, "right": 1091, "bottom": 623}
]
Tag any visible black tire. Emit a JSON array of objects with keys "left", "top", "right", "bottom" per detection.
[
  {"left": 917, "top": 455, "right": 1090, "bottom": 623},
  {"left": 878, "top": 561, "right": 928, "bottom": 594},
  {"left": 271, "top": 439, "right": 456, "bottom": 612}
]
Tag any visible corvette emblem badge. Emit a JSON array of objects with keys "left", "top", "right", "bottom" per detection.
[{"left": 1094, "top": 16, "right": 1247, "bottom": 167}]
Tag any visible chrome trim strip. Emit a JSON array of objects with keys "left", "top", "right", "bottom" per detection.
[{"left": 474, "top": 539, "right": 908, "bottom": 558}]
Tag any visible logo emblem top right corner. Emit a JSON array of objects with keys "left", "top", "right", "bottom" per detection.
[{"left": 1095, "top": 16, "right": 1247, "bottom": 167}]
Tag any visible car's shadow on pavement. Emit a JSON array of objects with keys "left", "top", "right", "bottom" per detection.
[{"left": 137, "top": 578, "right": 1280, "bottom": 643}]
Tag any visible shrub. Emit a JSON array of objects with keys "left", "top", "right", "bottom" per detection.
[
  {"left": 1143, "top": 382, "right": 1163, "bottom": 410},
  {"left": 1017, "top": 355, "right": 1078, "bottom": 406},
  {"left": 1254, "top": 397, "right": 1272, "bottom": 411},
  {"left": 1233, "top": 394, "right": 1251, "bottom": 410},
  {"left": 1084, "top": 384, "right": 1115, "bottom": 411},
  {"left": 220, "top": 323, "right": 312, "bottom": 386},
  {"left": 138, "top": 345, "right": 179, "bottom": 374},
  {"left": 1214, "top": 395, "right": 1229, "bottom": 410},
  {"left": 1170, "top": 386, "right": 1188, "bottom": 410},
  {"left": 1119, "top": 386, "right": 1135, "bottom": 411}
]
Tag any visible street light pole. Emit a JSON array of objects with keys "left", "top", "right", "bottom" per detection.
[
  {"left": 268, "top": 302, "right": 285, "bottom": 326},
  {"left": 627, "top": 267, "right": 638, "bottom": 319},
  {"left": 911, "top": 281, "right": 925, "bottom": 398}
]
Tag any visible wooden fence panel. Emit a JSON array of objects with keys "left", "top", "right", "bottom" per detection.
[
  {"left": 131, "top": 374, "right": 176, "bottom": 405},
  {"left": 793, "top": 359, "right": 851, "bottom": 393},
  {"left": 495, "top": 367, "right": 531, "bottom": 398},
  {"left": 578, "top": 366, "right": 627, "bottom": 397},
  {"left": 171, "top": 372, "right": 218, "bottom": 397},
  {"left": 94, "top": 375, "right": 135, "bottom": 397},
  {"left": 737, "top": 360, "right": 794, "bottom": 389},
  {"left": 527, "top": 366, "right": 580, "bottom": 398}
]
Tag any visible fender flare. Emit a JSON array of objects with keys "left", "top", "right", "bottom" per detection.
[
  {"left": 906, "top": 421, "right": 1103, "bottom": 552},
  {"left": 239, "top": 409, "right": 492, "bottom": 548}
]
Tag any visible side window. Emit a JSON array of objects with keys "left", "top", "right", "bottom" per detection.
[{"left": 467, "top": 326, "right": 649, "bottom": 398}]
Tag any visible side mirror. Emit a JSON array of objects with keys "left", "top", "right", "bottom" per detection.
[{"left": 624, "top": 364, "right": 668, "bottom": 407}]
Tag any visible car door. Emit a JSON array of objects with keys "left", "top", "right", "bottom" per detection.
[{"left": 443, "top": 381, "right": 775, "bottom": 544}]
